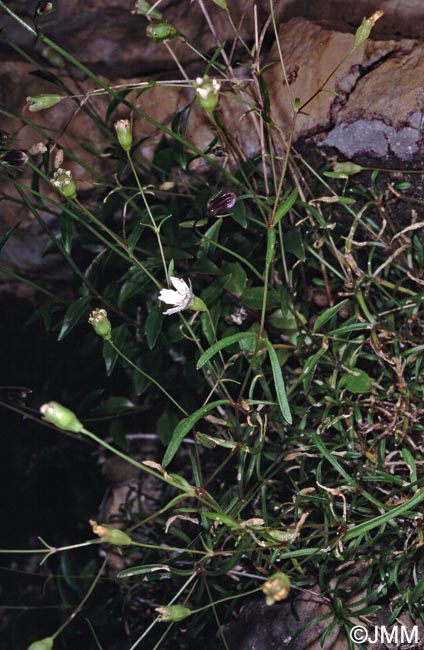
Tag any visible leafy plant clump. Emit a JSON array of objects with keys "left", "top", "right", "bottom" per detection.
[{"left": 1, "top": 3, "right": 424, "bottom": 649}]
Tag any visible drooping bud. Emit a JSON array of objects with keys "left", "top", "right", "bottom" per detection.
[
  {"left": 146, "top": 22, "right": 178, "bottom": 42},
  {"left": 204, "top": 192, "right": 237, "bottom": 217},
  {"left": 134, "top": 0, "right": 164, "bottom": 19},
  {"left": 26, "top": 94, "right": 64, "bottom": 112},
  {"left": 194, "top": 76, "right": 221, "bottom": 113},
  {"left": 156, "top": 605, "right": 192, "bottom": 622},
  {"left": 42, "top": 46, "right": 65, "bottom": 68},
  {"left": 89, "top": 520, "right": 133, "bottom": 545},
  {"left": 354, "top": 10, "right": 384, "bottom": 47},
  {"left": 2, "top": 149, "right": 29, "bottom": 167},
  {"left": 114, "top": 119, "right": 133, "bottom": 152},
  {"left": 262, "top": 572, "right": 291, "bottom": 605},
  {"left": 88, "top": 308, "right": 112, "bottom": 340},
  {"left": 40, "top": 401, "right": 84, "bottom": 433},
  {"left": 35, "top": 1, "right": 55, "bottom": 16},
  {"left": 50, "top": 168, "right": 77, "bottom": 199},
  {"left": 27, "top": 637, "right": 54, "bottom": 650}
]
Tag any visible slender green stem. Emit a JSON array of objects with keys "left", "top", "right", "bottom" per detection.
[
  {"left": 126, "top": 151, "right": 169, "bottom": 283},
  {"left": 107, "top": 338, "right": 188, "bottom": 415}
]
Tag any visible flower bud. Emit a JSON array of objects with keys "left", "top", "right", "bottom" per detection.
[
  {"left": 40, "top": 401, "right": 84, "bottom": 433},
  {"left": 89, "top": 520, "right": 133, "bottom": 545},
  {"left": 354, "top": 10, "right": 384, "bottom": 47},
  {"left": 156, "top": 605, "right": 192, "bottom": 622},
  {"left": 28, "top": 637, "right": 54, "bottom": 650},
  {"left": 2, "top": 149, "right": 29, "bottom": 167},
  {"left": 146, "top": 22, "right": 178, "bottom": 42},
  {"left": 114, "top": 119, "right": 133, "bottom": 152},
  {"left": 50, "top": 168, "right": 77, "bottom": 199},
  {"left": 42, "top": 46, "right": 65, "bottom": 68},
  {"left": 36, "top": 1, "right": 55, "bottom": 16},
  {"left": 194, "top": 76, "right": 221, "bottom": 113},
  {"left": 262, "top": 572, "right": 291, "bottom": 605},
  {"left": 26, "top": 94, "right": 63, "bottom": 112},
  {"left": 88, "top": 309, "right": 112, "bottom": 340},
  {"left": 134, "top": 0, "right": 163, "bottom": 19}
]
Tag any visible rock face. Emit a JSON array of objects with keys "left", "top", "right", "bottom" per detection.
[{"left": 2, "top": 2, "right": 424, "bottom": 290}]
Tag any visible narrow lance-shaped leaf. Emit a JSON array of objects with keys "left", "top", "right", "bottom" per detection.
[
  {"left": 196, "top": 331, "right": 257, "bottom": 369},
  {"left": 263, "top": 339, "right": 292, "bottom": 424},
  {"left": 163, "top": 400, "right": 230, "bottom": 466}
]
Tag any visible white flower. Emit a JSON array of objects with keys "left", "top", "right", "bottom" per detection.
[{"left": 158, "top": 277, "right": 194, "bottom": 315}]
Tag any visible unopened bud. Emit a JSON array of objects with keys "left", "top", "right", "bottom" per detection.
[
  {"left": 262, "top": 572, "right": 291, "bottom": 605},
  {"left": 114, "top": 119, "right": 133, "bottom": 152},
  {"left": 26, "top": 94, "right": 63, "bottom": 112},
  {"left": 28, "top": 637, "right": 54, "bottom": 650},
  {"left": 36, "top": 1, "right": 55, "bottom": 16},
  {"left": 146, "top": 22, "right": 178, "bottom": 42},
  {"left": 40, "top": 401, "right": 84, "bottom": 433},
  {"left": 2, "top": 149, "right": 29, "bottom": 167},
  {"left": 194, "top": 76, "right": 221, "bottom": 113},
  {"left": 88, "top": 309, "right": 112, "bottom": 340},
  {"left": 90, "top": 520, "right": 133, "bottom": 545},
  {"left": 51, "top": 168, "right": 77, "bottom": 199},
  {"left": 156, "top": 605, "right": 192, "bottom": 622},
  {"left": 354, "top": 10, "right": 384, "bottom": 47},
  {"left": 134, "top": 0, "right": 163, "bottom": 19}
]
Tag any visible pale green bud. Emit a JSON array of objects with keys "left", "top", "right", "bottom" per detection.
[
  {"left": 40, "top": 402, "right": 84, "bottom": 433},
  {"left": 146, "top": 22, "right": 178, "bottom": 42},
  {"left": 28, "top": 637, "right": 54, "bottom": 650},
  {"left": 50, "top": 168, "right": 77, "bottom": 200},
  {"left": 194, "top": 76, "right": 221, "bottom": 113},
  {"left": 90, "top": 520, "right": 133, "bottom": 545},
  {"left": 114, "top": 119, "right": 133, "bottom": 152},
  {"left": 89, "top": 308, "right": 112, "bottom": 340},
  {"left": 156, "top": 605, "right": 192, "bottom": 622},
  {"left": 354, "top": 10, "right": 384, "bottom": 47},
  {"left": 26, "top": 94, "right": 63, "bottom": 112},
  {"left": 262, "top": 572, "right": 291, "bottom": 605}
]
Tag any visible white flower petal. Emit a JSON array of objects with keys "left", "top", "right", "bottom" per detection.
[{"left": 158, "top": 288, "right": 182, "bottom": 305}]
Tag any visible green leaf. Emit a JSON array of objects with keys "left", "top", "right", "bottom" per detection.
[
  {"left": 117, "top": 564, "right": 170, "bottom": 578},
  {"left": 90, "top": 396, "right": 135, "bottom": 415},
  {"left": 127, "top": 221, "right": 145, "bottom": 254},
  {"left": 102, "top": 325, "right": 131, "bottom": 376},
  {"left": 407, "top": 575, "right": 424, "bottom": 605},
  {"left": 59, "top": 211, "right": 75, "bottom": 254},
  {"left": 242, "top": 287, "right": 279, "bottom": 310},
  {"left": 221, "top": 262, "right": 246, "bottom": 296},
  {"left": 342, "top": 368, "right": 372, "bottom": 394},
  {"left": 145, "top": 303, "right": 164, "bottom": 349},
  {"left": 284, "top": 228, "right": 305, "bottom": 261},
  {"left": 196, "top": 331, "right": 257, "bottom": 369},
  {"left": 211, "top": 0, "right": 228, "bottom": 9},
  {"left": 302, "top": 340, "right": 329, "bottom": 392},
  {"left": 0, "top": 222, "right": 20, "bottom": 251},
  {"left": 263, "top": 339, "right": 292, "bottom": 424},
  {"left": 274, "top": 188, "right": 298, "bottom": 225},
  {"left": 163, "top": 399, "right": 230, "bottom": 466},
  {"left": 58, "top": 296, "right": 91, "bottom": 340},
  {"left": 312, "top": 299, "right": 350, "bottom": 333}
]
